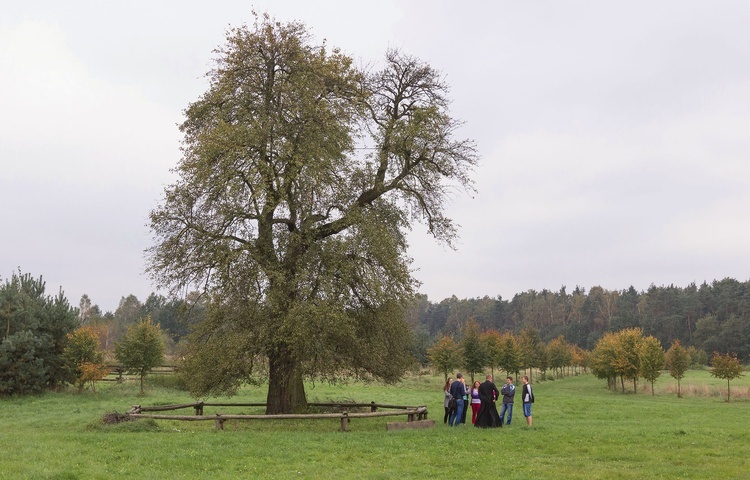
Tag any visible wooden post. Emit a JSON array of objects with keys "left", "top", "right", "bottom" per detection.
[{"left": 340, "top": 411, "right": 349, "bottom": 432}]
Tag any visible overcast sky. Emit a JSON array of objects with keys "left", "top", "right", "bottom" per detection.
[{"left": 2, "top": 1, "right": 749, "bottom": 313}]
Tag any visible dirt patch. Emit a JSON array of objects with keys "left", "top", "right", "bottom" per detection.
[{"left": 102, "top": 412, "right": 134, "bottom": 425}]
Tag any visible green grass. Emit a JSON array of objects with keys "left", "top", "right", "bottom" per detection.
[{"left": 1, "top": 371, "right": 750, "bottom": 479}]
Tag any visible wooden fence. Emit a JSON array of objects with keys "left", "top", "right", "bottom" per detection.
[
  {"left": 102, "top": 365, "right": 178, "bottom": 382},
  {"left": 127, "top": 401, "right": 429, "bottom": 431}
]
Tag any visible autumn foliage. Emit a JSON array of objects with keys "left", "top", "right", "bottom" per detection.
[{"left": 63, "top": 326, "right": 107, "bottom": 392}]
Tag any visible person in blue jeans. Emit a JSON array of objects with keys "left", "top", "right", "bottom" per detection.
[
  {"left": 522, "top": 375, "right": 534, "bottom": 426},
  {"left": 448, "top": 373, "right": 466, "bottom": 426},
  {"left": 499, "top": 376, "right": 515, "bottom": 426}
]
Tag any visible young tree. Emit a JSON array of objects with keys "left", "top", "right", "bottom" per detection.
[
  {"left": 590, "top": 332, "right": 618, "bottom": 390},
  {"left": 498, "top": 332, "right": 523, "bottom": 379},
  {"left": 63, "top": 326, "right": 106, "bottom": 392},
  {"left": 518, "top": 327, "right": 543, "bottom": 382},
  {"left": 614, "top": 328, "right": 644, "bottom": 394},
  {"left": 76, "top": 362, "right": 110, "bottom": 393},
  {"left": 114, "top": 317, "right": 165, "bottom": 394},
  {"left": 685, "top": 346, "right": 708, "bottom": 368},
  {"left": 570, "top": 344, "right": 589, "bottom": 375},
  {"left": 710, "top": 352, "right": 744, "bottom": 402},
  {"left": 639, "top": 335, "right": 665, "bottom": 396},
  {"left": 427, "top": 336, "right": 461, "bottom": 381},
  {"left": 460, "top": 319, "right": 485, "bottom": 384},
  {"left": 547, "top": 336, "right": 573, "bottom": 378},
  {"left": 665, "top": 340, "right": 690, "bottom": 398},
  {"left": 481, "top": 329, "right": 503, "bottom": 378},
  {"left": 147, "top": 15, "right": 477, "bottom": 413}
]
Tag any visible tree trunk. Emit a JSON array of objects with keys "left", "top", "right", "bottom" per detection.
[
  {"left": 266, "top": 343, "right": 307, "bottom": 414},
  {"left": 726, "top": 379, "right": 730, "bottom": 403}
]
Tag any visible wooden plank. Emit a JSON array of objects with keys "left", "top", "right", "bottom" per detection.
[
  {"left": 386, "top": 419, "right": 436, "bottom": 431},
  {"left": 129, "top": 409, "right": 426, "bottom": 421}
]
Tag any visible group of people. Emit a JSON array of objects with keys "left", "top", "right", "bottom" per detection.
[{"left": 443, "top": 373, "right": 534, "bottom": 428}]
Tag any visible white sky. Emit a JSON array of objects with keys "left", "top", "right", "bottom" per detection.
[{"left": 2, "top": 1, "right": 749, "bottom": 313}]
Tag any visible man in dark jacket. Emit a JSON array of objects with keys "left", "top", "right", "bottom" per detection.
[
  {"left": 448, "top": 373, "right": 466, "bottom": 426},
  {"left": 499, "top": 376, "right": 515, "bottom": 426}
]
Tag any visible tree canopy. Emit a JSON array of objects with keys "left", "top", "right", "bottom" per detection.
[{"left": 147, "top": 15, "right": 477, "bottom": 413}]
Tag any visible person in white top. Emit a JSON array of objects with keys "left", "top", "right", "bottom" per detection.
[{"left": 521, "top": 375, "right": 534, "bottom": 426}]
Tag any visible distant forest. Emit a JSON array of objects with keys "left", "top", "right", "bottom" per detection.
[
  {"left": 406, "top": 277, "right": 750, "bottom": 361},
  {"left": 79, "top": 277, "right": 749, "bottom": 363}
]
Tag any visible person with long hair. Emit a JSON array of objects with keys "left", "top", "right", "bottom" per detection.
[
  {"left": 470, "top": 381, "right": 481, "bottom": 424},
  {"left": 443, "top": 378, "right": 454, "bottom": 424}
]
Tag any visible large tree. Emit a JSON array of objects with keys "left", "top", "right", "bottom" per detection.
[{"left": 147, "top": 15, "right": 477, "bottom": 413}]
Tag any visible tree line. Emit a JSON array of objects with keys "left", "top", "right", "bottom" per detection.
[
  {"left": 426, "top": 320, "right": 586, "bottom": 385},
  {"left": 426, "top": 322, "right": 744, "bottom": 401},
  {"left": 408, "top": 278, "right": 750, "bottom": 362},
  {"left": 589, "top": 328, "right": 743, "bottom": 401},
  {"left": 3, "top": 269, "right": 747, "bottom": 398}
]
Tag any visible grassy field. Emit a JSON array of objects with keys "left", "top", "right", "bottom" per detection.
[{"left": 1, "top": 370, "right": 749, "bottom": 479}]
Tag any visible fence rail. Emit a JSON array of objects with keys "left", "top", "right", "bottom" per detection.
[
  {"left": 127, "top": 401, "right": 428, "bottom": 431},
  {"left": 101, "top": 365, "right": 178, "bottom": 382}
]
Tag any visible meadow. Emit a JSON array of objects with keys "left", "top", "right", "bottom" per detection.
[{"left": 1, "top": 370, "right": 749, "bottom": 479}]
